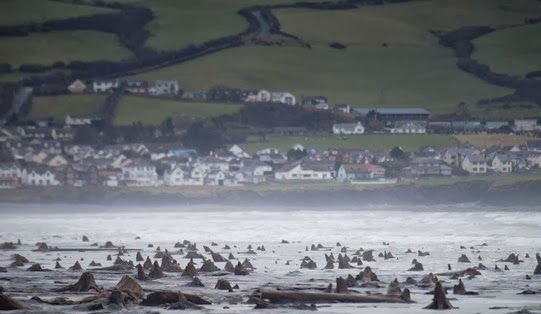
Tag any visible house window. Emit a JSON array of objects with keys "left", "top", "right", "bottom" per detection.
[{"left": 473, "top": 167, "right": 478, "bottom": 172}]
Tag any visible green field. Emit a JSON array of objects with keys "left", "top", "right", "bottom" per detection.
[
  {"left": 0, "top": 30, "right": 132, "bottom": 67},
  {"left": 30, "top": 94, "right": 105, "bottom": 122},
  {"left": 129, "top": 44, "right": 511, "bottom": 115},
  {"left": 473, "top": 23, "right": 541, "bottom": 77},
  {"left": 118, "top": 0, "right": 332, "bottom": 52},
  {"left": 114, "top": 96, "right": 243, "bottom": 125},
  {"left": 291, "top": 0, "right": 541, "bottom": 33},
  {"left": 123, "top": 0, "right": 541, "bottom": 115},
  {"left": 240, "top": 134, "right": 458, "bottom": 153},
  {"left": 0, "top": 0, "right": 116, "bottom": 26},
  {"left": 470, "top": 101, "right": 541, "bottom": 119}
]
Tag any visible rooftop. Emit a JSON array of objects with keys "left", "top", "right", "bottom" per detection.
[{"left": 352, "top": 108, "right": 431, "bottom": 115}]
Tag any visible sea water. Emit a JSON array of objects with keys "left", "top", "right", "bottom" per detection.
[{"left": 0, "top": 204, "right": 540, "bottom": 313}]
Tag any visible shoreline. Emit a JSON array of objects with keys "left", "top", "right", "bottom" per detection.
[{"left": 1, "top": 178, "right": 541, "bottom": 208}]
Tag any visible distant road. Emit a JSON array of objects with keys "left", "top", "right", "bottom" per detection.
[{"left": 252, "top": 10, "right": 270, "bottom": 38}]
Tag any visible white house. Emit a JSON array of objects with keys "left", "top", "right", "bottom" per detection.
[
  {"left": 256, "top": 90, "right": 271, "bottom": 102},
  {"left": 163, "top": 164, "right": 193, "bottom": 186},
  {"left": 256, "top": 147, "right": 280, "bottom": 156},
  {"left": 514, "top": 119, "right": 538, "bottom": 132},
  {"left": 229, "top": 145, "right": 251, "bottom": 158},
  {"left": 332, "top": 122, "right": 365, "bottom": 135},
  {"left": 336, "top": 163, "right": 386, "bottom": 182},
  {"left": 275, "top": 161, "right": 334, "bottom": 180},
  {"left": 121, "top": 162, "right": 159, "bottom": 186},
  {"left": 68, "top": 79, "right": 87, "bottom": 93},
  {"left": 442, "top": 146, "right": 480, "bottom": 167},
  {"left": 390, "top": 121, "right": 426, "bottom": 134},
  {"left": 22, "top": 167, "right": 60, "bottom": 186},
  {"left": 150, "top": 80, "right": 179, "bottom": 96},
  {"left": 65, "top": 115, "right": 94, "bottom": 126},
  {"left": 236, "top": 159, "right": 272, "bottom": 184},
  {"left": 271, "top": 92, "right": 296, "bottom": 105},
  {"left": 190, "top": 165, "right": 206, "bottom": 185},
  {"left": 240, "top": 159, "right": 272, "bottom": 176},
  {"left": 491, "top": 154, "right": 513, "bottom": 173},
  {"left": 0, "top": 163, "right": 22, "bottom": 189},
  {"left": 194, "top": 157, "right": 230, "bottom": 173},
  {"left": 527, "top": 152, "right": 541, "bottom": 168},
  {"left": 461, "top": 154, "right": 487, "bottom": 174},
  {"left": 92, "top": 80, "right": 119, "bottom": 93},
  {"left": 40, "top": 154, "right": 68, "bottom": 167}
]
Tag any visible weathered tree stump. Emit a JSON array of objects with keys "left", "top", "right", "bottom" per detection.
[
  {"left": 234, "top": 262, "right": 249, "bottom": 275},
  {"left": 181, "top": 261, "right": 199, "bottom": 277},
  {"left": 54, "top": 272, "right": 100, "bottom": 292},
  {"left": 143, "top": 256, "right": 152, "bottom": 270},
  {"left": 136, "top": 252, "right": 144, "bottom": 262},
  {"left": 458, "top": 254, "right": 471, "bottom": 263},
  {"left": 211, "top": 252, "right": 227, "bottom": 262},
  {"left": 387, "top": 278, "right": 402, "bottom": 296},
  {"left": 116, "top": 275, "right": 144, "bottom": 299},
  {"left": 137, "top": 264, "right": 148, "bottom": 281},
  {"left": 0, "top": 294, "right": 24, "bottom": 310},
  {"left": 200, "top": 260, "right": 220, "bottom": 272},
  {"left": 148, "top": 261, "right": 165, "bottom": 279},
  {"left": 453, "top": 279, "right": 466, "bottom": 295},
  {"left": 424, "top": 282, "right": 454, "bottom": 310},
  {"left": 215, "top": 279, "right": 233, "bottom": 291},
  {"left": 69, "top": 261, "right": 83, "bottom": 271},
  {"left": 335, "top": 277, "right": 348, "bottom": 294}
]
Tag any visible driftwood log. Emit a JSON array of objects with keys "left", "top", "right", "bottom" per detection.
[
  {"left": 0, "top": 294, "right": 24, "bottom": 310},
  {"left": 260, "top": 289, "right": 411, "bottom": 304}
]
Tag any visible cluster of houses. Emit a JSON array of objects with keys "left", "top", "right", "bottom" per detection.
[
  {"left": 68, "top": 79, "right": 180, "bottom": 96},
  {"left": 2, "top": 122, "right": 541, "bottom": 189},
  {"left": 64, "top": 76, "right": 541, "bottom": 135}
]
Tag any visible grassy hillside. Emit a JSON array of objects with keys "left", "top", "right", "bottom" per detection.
[
  {"left": 469, "top": 100, "right": 541, "bottom": 119},
  {"left": 5, "top": 0, "right": 541, "bottom": 120},
  {"left": 0, "top": 30, "right": 132, "bottom": 67},
  {"left": 472, "top": 23, "right": 541, "bottom": 77},
  {"left": 128, "top": 44, "right": 511, "bottom": 115},
  {"left": 114, "top": 96, "right": 242, "bottom": 125},
  {"left": 30, "top": 94, "right": 105, "bottom": 122},
  {"left": 0, "top": 0, "right": 116, "bottom": 26},
  {"left": 240, "top": 134, "right": 458, "bottom": 153},
  {"left": 126, "top": 0, "right": 541, "bottom": 116}
]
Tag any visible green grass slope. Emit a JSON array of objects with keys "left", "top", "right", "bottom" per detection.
[
  {"left": 0, "top": 0, "right": 116, "bottom": 26},
  {"left": 30, "top": 94, "right": 105, "bottom": 122},
  {"left": 0, "top": 30, "right": 132, "bottom": 67},
  {"left": 472, "top": 23, "right": 541, "bottom": 77},
  {"left": 127, "top": 0, "right": 541, "bottom": 115},
  {"left": 114, "top": 96, "right": 242, "bottom": 125},
  {"left": 129, "top": 44, "right": 510, "bottom": 115},
  {"left": 240, "top": 134, "right": 458, "bottom": 153},
  {"left": 100, "top": 0, "right": 329, "bottom": 52}
]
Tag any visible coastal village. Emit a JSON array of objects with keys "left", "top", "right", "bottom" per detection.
[{"left": 1, "top": 78, "right": 541, "bottom": 189}]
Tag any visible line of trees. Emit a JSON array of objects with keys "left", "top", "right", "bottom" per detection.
[{"left": 436, "top": 25, "right": 541, "bottom": 107}]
